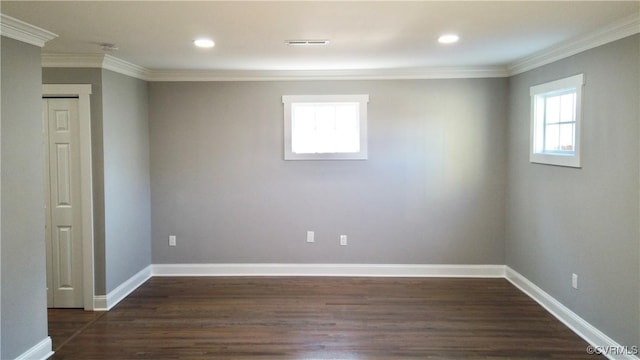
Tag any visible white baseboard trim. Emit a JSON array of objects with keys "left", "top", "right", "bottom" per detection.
[
  {"left": 505, "top": 266, "right": 639, "bottom": 360},
  {"left": 93, "top": 265, "right": 152, "bottom": 311},
  {"left": 15, "top": 337, "right": 53, "bottom": 360},
  {"left": 151, "top": 263, "right": 506, "bottom": 278},
  {"left": 93, "top": 295, "right": 107, "bottom": 310}
]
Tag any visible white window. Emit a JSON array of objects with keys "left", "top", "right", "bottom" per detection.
[
  {"left": 283, "top": 95, "right": 369, "bottom": 160},
  {"left": 530, "top": 74, "right": 584, "bottom": 168}
]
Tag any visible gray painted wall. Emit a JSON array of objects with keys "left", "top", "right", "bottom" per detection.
[
  {"left": 1, "top": 36, "right": 49, "bottom": 359},
  {"left": 506, "top": 34, "right": 640, "bottom": 347},
  {"left": 149, "top": 79, "right": 508, "bottom": 264},
  {"left": 42, "top": 68, "right": 108, "bottom": 295},
  {"left": 43, "top": 68, "right": 152, "bottom": 295},
  {"left": 102, "top": 70, "right": 151, "bottom": 293}
]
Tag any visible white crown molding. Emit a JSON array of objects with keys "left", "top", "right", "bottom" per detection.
[
  {"left": 42, "top": 53, "right": 106, "bottom": 68},
  {"left": 42, "top": 53, "right": 151, "bottom": 80},
  {"left": 102, "top": 55, "right": 151, "bottom": 80},
  {"left": 147, "top": 66, "right": 510, "bottom": 82},
  {"left": 509, "top": 12, "right": 640, "bottom": 76},
  {"left": 43, "top": 54, "right": 509, "bottom": 81},
  {"left": 0, "top": 13, "right": 57, "bottom": 47}
]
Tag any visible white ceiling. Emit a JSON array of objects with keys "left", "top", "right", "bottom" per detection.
[{"left": 2, "top": 1, "right": 639, "bottom": 77}]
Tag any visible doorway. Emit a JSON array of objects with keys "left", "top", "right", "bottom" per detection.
[
  {"left": 42, "top": 84, "right": 94, "bottom": 310},
  {"left": 43, "top": 97, "right": 83, "bottom": 308}
]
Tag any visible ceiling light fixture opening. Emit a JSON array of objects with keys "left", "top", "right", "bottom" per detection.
[
  {"left": 438, "top": 34, "right": 459, "bottom": 44},
  {"left": 194, "top": 38, "right": 215, "bottom": 48},
  {"left": 286, "top": 39, "right": 330, "bottom": 46}
]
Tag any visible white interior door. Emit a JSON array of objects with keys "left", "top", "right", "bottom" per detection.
[{"left": 43, "top": 98, "right": 84, "bottom": 308}]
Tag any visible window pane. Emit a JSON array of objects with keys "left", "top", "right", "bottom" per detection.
[
  {"left": 293, "top": 104, "right": 314, "bottom": 122},
  {"left": 544, "top": 124, "right": 560, "bottom": 151},
  {"left": 559, "top": 123, "right": 575, "bottom": 152},
  {"left": 560, "top": 93, "right": 575, "bottom": 123},
  {"left": 290, "top": 102, "right": 360, "bottom": 154},
  {"left": 315, "top": 105, "right": 336, "bottom": 132},
  {"left": 291, "top": 104, "right": 316, "bottom": 154},
  {"left": 540, "top": 92, "right": 576, "bottom": 153},
  {"left": 545, "top": 95, "right": 560, "bottom": 124},
  {"left": 334, "top": 104, "right": 359, "bottom": 152},
  {"left": 335, "top": 104, "right": 358, "bottom": 131}
]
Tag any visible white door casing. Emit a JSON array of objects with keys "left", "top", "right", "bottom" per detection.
[{"left": 42, "top": 84, "right": 94, "bottom": 310}]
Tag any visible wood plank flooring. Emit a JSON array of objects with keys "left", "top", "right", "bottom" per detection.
[
  {"left": 48, "top": 309, "right": 104, "bottom": 352},
  {"left": 48, "top": 277, "right": 602, "bottom": 359}
]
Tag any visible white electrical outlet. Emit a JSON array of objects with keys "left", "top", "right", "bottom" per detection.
[
  {"left": 572, "top": 273, "right": 578, "bottom": 289},
  {"left": 306, "top": 231, "right": 315, "bottom": 243},
  {"left": 340, "top": 235, "right": 348, "bottom": 246},
  {"left": 169, "top": 235, "right": 177, "bottom": 247}
]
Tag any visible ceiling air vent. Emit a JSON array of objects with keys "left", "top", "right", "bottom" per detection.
[
  {"left": 286, "top": 39, "right": 330, "bottom": 46},
  {"left": 100, "top": 43, "right": 119, "bottom": 52}
]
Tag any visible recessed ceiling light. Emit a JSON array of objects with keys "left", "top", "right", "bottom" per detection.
[
  {"left": 194, "top": 38, "right": 215, "bottom": 48},
  {"left": 438, "top": 34, "right": 459, "bottom": 44}
]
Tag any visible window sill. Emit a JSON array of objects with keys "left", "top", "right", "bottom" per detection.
[{"left": 530, "top": 153, "right": 581, "bottom": 168}]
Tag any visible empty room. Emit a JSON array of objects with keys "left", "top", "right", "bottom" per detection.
[{"left": 1, "top": 1, "right": 639, "bottom": 359}]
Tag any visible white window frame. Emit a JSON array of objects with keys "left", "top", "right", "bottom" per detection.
[
  {"left": 283, "top": 94, "right": 369, "bottom": 160},
  {"left": 529, "top": 74, "right": 584, "bottom": 168}
]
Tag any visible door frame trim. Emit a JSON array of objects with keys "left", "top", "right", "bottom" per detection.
[{"left": 42, "top": 84, "right": 94, "bottom": 310}]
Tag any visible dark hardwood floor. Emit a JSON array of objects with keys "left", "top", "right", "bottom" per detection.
[
  {"left": 48, "top": 277, "right": 602, "bottom": 359},
  {"left": 48, "top": 309, "right": 104, "bottom": 352}
]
